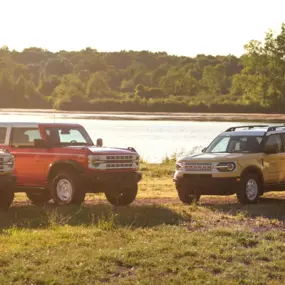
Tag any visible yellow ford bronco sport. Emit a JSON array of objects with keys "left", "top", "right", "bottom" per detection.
[{"left": 173, "top": 125, "right": 285, "bottom": 204}]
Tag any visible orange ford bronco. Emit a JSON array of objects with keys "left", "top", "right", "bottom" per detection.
[{"left": 0, "top": 122, "right": 141, "bottom": 206}]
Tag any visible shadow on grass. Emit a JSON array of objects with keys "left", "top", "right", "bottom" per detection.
[
  {"left": 0, "top": 203, "right": 187, "bottom": 230},
  {"left": 203, "top": 196, "right": 285, "bottom": 220}
]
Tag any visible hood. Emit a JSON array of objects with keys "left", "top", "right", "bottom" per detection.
[
  {"left": 64, "top": 145, "right": 139, "bottom": 156},
  {"left": 87, "top": 146, "right": 138, "bottom": 156},
  {"left": 0, "top": 149, "right": 13, "bottom": 157},
  {"left": 179, "top": 152, "right": 258, "bottom": 163}
]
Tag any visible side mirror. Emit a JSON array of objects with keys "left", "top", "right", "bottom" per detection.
[
  {"left": 202, "top": 147, "right": 206, "bottom": 153},
  {"left": 96, "top": 138, "right": 103, "bottom": 147},
  {"left": 34, "top": 139, "right": 49, "bottom": 148},
  {"left": 264, "top": 145, "right": 277, "bottom": 154}
]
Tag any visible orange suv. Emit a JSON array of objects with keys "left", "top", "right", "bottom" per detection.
[{"left": 0, "top": 122, "right": 141, "bottom": 206}]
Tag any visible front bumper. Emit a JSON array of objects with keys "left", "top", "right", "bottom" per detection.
[
  {"left": 0, "top": 174, "right": 17, "bottom": 191},
  {"left": 174, "top": 174, "right": 240, "bottom": 195},
  {"left": 81, "top": 171, "right": 142, "bottom": 193}
]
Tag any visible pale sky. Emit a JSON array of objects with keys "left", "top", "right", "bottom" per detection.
[{"left": 0, "top": 0, "right": 284, "bottom": 57}]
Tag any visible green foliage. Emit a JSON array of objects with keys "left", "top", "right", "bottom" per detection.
[
  {"left": 86, "top": 72, "right": 110, "bottom": 99},
  {"left": 2, "top": 24, "right": 285, "bottom": 112}
]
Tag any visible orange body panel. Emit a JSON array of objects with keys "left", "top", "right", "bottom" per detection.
[{"left": 0, "top": 123, "right": 140, "bottom": 188}]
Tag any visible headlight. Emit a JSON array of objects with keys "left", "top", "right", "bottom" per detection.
[
  {"left": 176, "top": 161, "right": 185, "bottom": 170},
  {"left": 88, "top": 155, "right": 101, "bottom": 169},
  {"left": 3, "top": 156, "right": 14, "bottom": 168},
  {"left": 216, "top": 162, "right": 236, "bottom": 172}
]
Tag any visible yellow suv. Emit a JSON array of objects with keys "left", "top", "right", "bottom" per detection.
[{"left": 173, "top": 125, "right": 285, "bottom": 204}]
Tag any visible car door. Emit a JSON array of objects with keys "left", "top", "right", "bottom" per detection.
[
  {"left": 263, "top": 134, "right": 284, "bottom": 183},
  {"left": 8, "top": 126, "right": 47, "bottom": 186}
]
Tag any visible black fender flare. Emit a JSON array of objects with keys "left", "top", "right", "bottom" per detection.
[
  {"left": 240, "top": 166, "right": 264, "bottom": 185},
  {"left": 47, "top": 160, "right": 85, "bottom": 180}
]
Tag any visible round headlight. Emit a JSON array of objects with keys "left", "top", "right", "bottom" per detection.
[
  {"left": 227, "top": 163, "right": 235, "bottom": 171},
  {"left": 216, "top": 162, "right": 236, "bottom": 172},
  {"left": 176, "top": 161, "right": 184, "bottom": 170},
  {"left": 5, "top": 157, "right": 14, "bottom": 168}
]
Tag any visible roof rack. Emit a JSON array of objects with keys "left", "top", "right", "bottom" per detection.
[
  {"left": 267, "top": 124, "right": 285, "bottom": 132},
  {"left": 225, "top": 125, "right": 269, "bottom": 132}
]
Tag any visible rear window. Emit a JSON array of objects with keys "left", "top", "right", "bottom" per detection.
[{"left": 10, "top": 128, "right": 41, "bottom": 147}]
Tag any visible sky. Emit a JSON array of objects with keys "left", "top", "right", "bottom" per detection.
[{"left": 0, "top": 0, "right": 284, "bottom": 57}]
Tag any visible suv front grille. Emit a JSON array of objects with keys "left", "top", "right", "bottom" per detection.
[
  {"left": 106, "top": 155, "right": 134, "bottom": 160},
  {"left": 106, "top": 163, "right": 134, "bottom": 169}
]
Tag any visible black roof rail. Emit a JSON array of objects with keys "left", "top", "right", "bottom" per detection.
[
  {"left": 267, "top": 124, "right": 285, "bottom": 132},
  {"left": 225, "top": 125, "right": 269, "bottom": 132}
]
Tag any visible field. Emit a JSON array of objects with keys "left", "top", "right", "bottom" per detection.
[{"left": 1, "top": 162, "right": 285, "bottom": 284}]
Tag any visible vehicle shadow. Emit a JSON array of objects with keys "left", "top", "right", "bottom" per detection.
[
  {"left": 202, "top": 196, "right": 285, "bottom": 221},
  {"left": 0, "top": 202, "right": 187, "bottom": 230}
]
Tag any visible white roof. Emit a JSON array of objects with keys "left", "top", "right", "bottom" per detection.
[
  {"left": 0, "top": 122, "right": 39, "bottom": 127},
  {"left": 221, "top": 128, "right": 285, "bottom": 137},
  {"left": 0, "top": 122, "right": 81, "bottom": 127}
]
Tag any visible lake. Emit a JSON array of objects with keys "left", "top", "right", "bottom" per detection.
[{"left": 0, "top": 110, "right": 253, "bottom": 162}]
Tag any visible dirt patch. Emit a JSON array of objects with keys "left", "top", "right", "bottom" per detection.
[{"left": 12, "top": 193, "right": 285, "bottom": 207}]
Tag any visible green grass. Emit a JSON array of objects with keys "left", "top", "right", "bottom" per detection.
[{"left": 1, "top": 161, "right": 285, "bottom": 284}]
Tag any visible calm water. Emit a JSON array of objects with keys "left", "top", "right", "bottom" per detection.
[{"left": 0, "top": 111, "right": 252, "bottom": 162}]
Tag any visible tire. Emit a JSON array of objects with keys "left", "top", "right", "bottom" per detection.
[
  {"left": 0, "top": 190, "right": 14, "bottom": 210},
  {"left": 236, "top": 173, "right": 260, "bottom": 204},
  {"left": 105, "top": 184, "right": 138, "bottom": 206},
  {"left": 177, "top": 186, "right": 201, "bottom": 204},
  {"left": 26, "top": 191, "right": 51, "bottom": 206},
  {"left": 50, "top": 170, "right": 85, "bottom": 206}
]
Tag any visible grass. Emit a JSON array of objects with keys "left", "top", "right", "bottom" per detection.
[{"left": 1, "top": 161, "right": 285, "bottom": 284}]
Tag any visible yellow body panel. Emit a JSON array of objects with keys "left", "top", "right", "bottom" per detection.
[{"left": 174, "top": 152, "right": 284, "bottom": 183}]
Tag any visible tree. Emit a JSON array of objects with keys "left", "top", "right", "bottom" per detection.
[
  {"left": 180, "top": 74, "right": 199, "bottom": 96},
  {"left": 39, "top": 75, "right": 61, "bottom": 96},
  {"left": 201, "top": 64, "right": 227, "bottom": 95},
  {"left": 86, "top": 72, "right": 110, "bottom": 98},
  {"left": 44, "top": 57, "right": 74, "bottom": 77},
  {"left": 0, "top": 71, "right": 14, "bottom": 106},
  {"left": 234, "top": 24, "right": 285, "bottom": 109},
  {"left": 51, "top": 74, "right": 85, "bottom": 107}
]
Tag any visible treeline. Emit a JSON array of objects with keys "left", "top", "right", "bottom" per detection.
[{"left": 1, "top": 24, "right": 285, "bottom": 113}]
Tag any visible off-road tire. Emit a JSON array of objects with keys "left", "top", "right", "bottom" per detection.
[
  {"left": 237, "top": 173, "right": 260, "bottom": 204},
  {"left": 0, "top": 190, "right": 14, "bottom": 210},
  {"left": 50, "top": 170, "right": 85, "bottom": 206},
  {"left": 26, "top": 190, "right": 51, "bottom": 206},
  {"left": 178, "top": 188, "right": 201, "bottom": 204},
  {"left": 176, "top": 183, "right": 200, "bottom": 204},
  {"left": 105, "top": 184, "right": 138, "bottom": 206}
]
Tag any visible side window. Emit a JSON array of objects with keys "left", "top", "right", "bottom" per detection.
[
  {"left": 10, "top": 128, "right": 42, "bottom": 147},
  {"left": 59, "top": 129, "right": 86, "bottom": 143},
  {"left": 265, "top": 134, "right": 283, "bottom": 153},
  {"left": 0, "top": 128, "right": 7, "bottom": 144}
]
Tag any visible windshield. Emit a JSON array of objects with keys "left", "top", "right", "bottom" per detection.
[
  {"left": 205, "top": 135, "right": 263, "bottom": 153},
  {"left": 45, "top": 127, "right": 93, "bottom": 146}
]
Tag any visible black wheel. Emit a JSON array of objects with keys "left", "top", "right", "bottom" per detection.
[
  {"left": 178, "top": 189, "right": 200, "bottom": 204},
  {"left": 26, "top": 190, "right": 51, "bottom": 206},
  {"left": 105, "top": 184, "right": 138, "bottom": 206},
  {"left": 176, "top": 183, "right": 200, "bottom": 204},
  {"left": 0, "top": 190, "right": 14, "bottom": 210},
  {"left": 237, "top": 173, "right": 260, "bottom": 204},
  {"left": 50, "top": 170, "right": 85, "bottom": 205}
]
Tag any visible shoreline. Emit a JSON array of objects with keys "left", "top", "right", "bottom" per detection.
[{"left": 0, "top": 108, "right": 285, "bottom": 122}]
